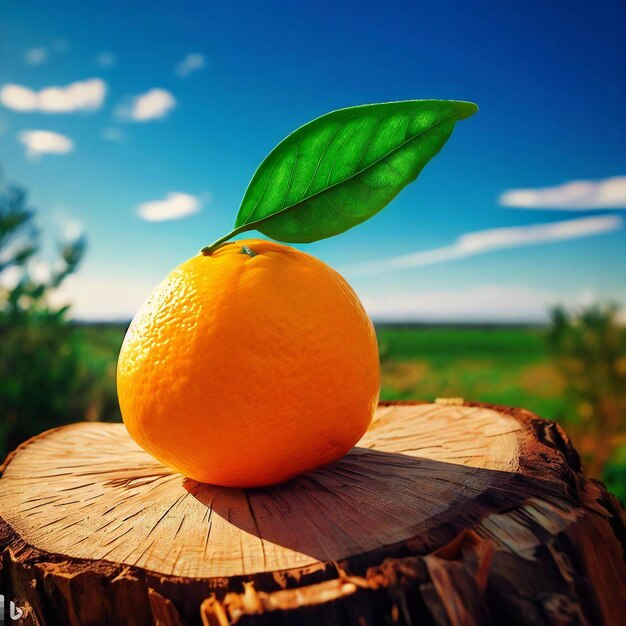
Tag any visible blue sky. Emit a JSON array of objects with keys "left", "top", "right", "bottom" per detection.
[{"left": 1, "top": 0, "right": 625, "bottom": 321}]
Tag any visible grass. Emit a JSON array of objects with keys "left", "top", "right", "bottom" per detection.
[{"left": 377, "top": 325, "right": 568, "bottom": 421}]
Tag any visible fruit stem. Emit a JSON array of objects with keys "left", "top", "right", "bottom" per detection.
[
  {"left": 240, "top": 246, "right": 257, "bottom": 257},
  {"left": 201, "top": 227, "right": 247, "bottom": 255}
]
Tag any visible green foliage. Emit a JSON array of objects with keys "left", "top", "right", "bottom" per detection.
[
  {"left": 604, "top": 446, "right": 626, "bottom": 504},
  {"left": 547, "top": 303, "right": 626, "bottom": 483},
  {"left": 0, "top": 183, "right": 97, "bottom": 457},
  {"left": 203, "top": 100, "right": 477, "bottom": 252},
  {"left": 548, "top": 304, "right": 626, "bottom": 417}
]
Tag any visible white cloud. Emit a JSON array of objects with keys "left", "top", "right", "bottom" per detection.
[
  {"left": 359, "top": 285, "right": 621, "bottom": 323},
  {"left": 175, "top": 53, "right": 205, "bottom": 77},
  {"left": 19, "top": 130, "right": 74, "bottom": 158},
  {"left": 96, "top": 51, "right": 117, "bottom": 68},
  {"left": 116, "top": 88, "right": 176, "bottom": 122},
  {"left": 499, "top": 176, "right": 626, "bottom": 210},
  {"left": 0, "top": 79, "right": 106, "bottom": 113},
  {"left": 25, "top": 47, "right": 48, "bottom": 65},
  {"left": 101, "top": 126, "right": 125, "bottom": 142},
  {"left": 347, "top": 215, "right": 623, "bottom": 276},
  {"left": 137, "top": 192, "right": 201, "bottom": 221}
]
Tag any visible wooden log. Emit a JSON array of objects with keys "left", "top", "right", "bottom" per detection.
[{"left": 0, "top": 401, "right": 624, "bottom": 626}]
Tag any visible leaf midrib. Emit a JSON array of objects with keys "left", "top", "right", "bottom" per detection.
[{"left": 238, "top": 109, "right": 464, "bottom": 233}]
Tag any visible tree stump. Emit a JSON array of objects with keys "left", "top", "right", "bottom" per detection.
[{"left": 0, "top": 401, "right": 624, "bottom": 626}]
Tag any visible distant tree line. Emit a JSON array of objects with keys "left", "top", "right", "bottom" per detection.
[{"left": 0, "top": 182, "right": 93, "bottom": 455}]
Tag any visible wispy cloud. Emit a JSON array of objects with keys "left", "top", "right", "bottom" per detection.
[
  {"left": 1, "top": 79, "right": 106, "bottom": 113},
  {"left": 95, "top": 51, "right": 117, "bottom": 68},
  {"left": 359, "top": 285, "right": 616, "bottom": 323},
  {"left": 25, "top": 47, "right": 48, "bottom": 65},
  {"left": 175, "top": 53, "right": 205, "bottom": 77},
  {"left": 499, "top": 176, "right": 626, "bottom": 209},
  {"left": 347, "top": 215, "right": 623, "bottom": 275},
  {"left": 137, "top": 192, "right": 201, "bottom": 222},
  {"left": 19, "top": 130, "right": 74, "bottom": 158},
  {"left": 116, "top": 88, "right": 176, "bottom": 122}
]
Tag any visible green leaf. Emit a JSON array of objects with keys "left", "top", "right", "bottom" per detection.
[{"left": 206, "top": 100, "right": 476, "bottom": 251}]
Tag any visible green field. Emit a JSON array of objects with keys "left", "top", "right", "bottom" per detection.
[
  {"left": 77, "top": 323, "right": 569, "bottom": 424},
  {"left": 377, "top": 325, "right": 568, "bottom": 421}
]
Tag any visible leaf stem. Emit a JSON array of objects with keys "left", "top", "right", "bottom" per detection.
[{"left": 201, "top": 226, "right": 247, "bottom": 255}]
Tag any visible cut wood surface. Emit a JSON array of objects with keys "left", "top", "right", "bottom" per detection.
[{"left": 0, "top": 401, "right": 625, "bottom": 626}]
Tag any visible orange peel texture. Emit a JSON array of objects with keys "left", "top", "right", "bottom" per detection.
[{"left": 117, "top": 240, "right": 380, "bottom": 487}]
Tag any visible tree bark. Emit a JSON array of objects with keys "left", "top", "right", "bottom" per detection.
[{"left": 0, "top": 401, "right": 624, "bottom": 626}]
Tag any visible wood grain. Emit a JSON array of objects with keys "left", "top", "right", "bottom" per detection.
[{"left": 0, "top": 401, "right": 625, "bottom": 626}]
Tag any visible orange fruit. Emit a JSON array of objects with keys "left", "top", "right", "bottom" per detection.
[{"left": 117, "top": 239, "right": 380, "bottom": 487}]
